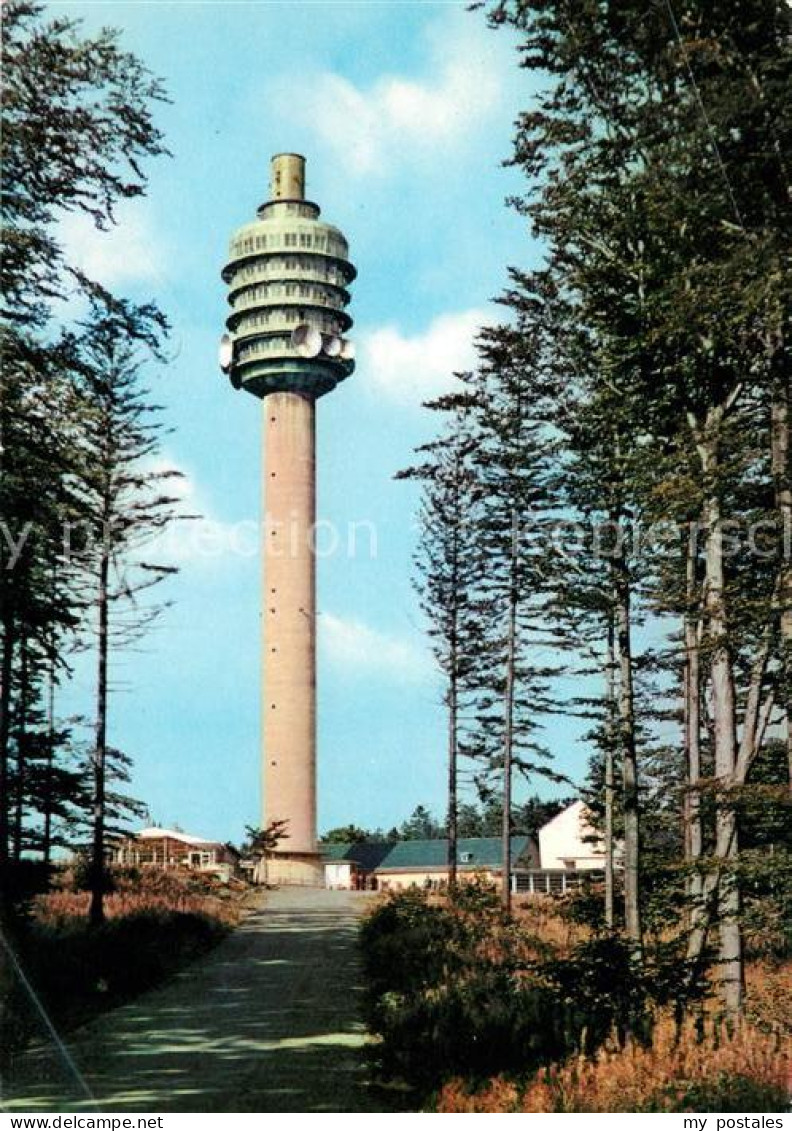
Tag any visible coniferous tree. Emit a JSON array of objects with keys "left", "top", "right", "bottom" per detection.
[
  {"left": 397, "top": 406, "right": 488, "bottom": 886},
  {"left": 458, "top": 340, "right": 566, "bottom": 910},
  {"left": 2, "top": 1, "right": 169, "bottom": 327},
  {"left": 1, "top": 0, "right": 170, "bottom": 894},
  {"left": 480, "top": 0, "right": 791, "bottom": 1011},
  {"left": 72, "top": 311, "right": 180, "bottom": 925}
]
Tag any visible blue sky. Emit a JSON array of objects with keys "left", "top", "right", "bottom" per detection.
[{"left": 53, "top": 0, "right": 594, "bottom": 843}]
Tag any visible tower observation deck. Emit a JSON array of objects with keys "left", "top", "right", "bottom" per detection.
[
  {"left": 221, "top": 152, "right": 356, "bottom": 399},
  {"left": 220, "top": 154, "right": 356, "bottom": 885}
]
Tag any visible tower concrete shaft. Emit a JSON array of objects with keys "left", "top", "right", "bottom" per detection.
[
  {"left": 222, "top": 153, "right": 355, "bottom": 885},
  {"left": 262, "top": 391, "right": 317, "bottom": 873}
]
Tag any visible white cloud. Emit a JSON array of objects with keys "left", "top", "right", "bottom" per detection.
[
  {"left": 141, "top": 458, "right": 256, "bottom": 570},
  {"left": 58, "top": 201, "right": 168, "bottom": 289},
  {"left": 268, "top": 18, "right": 505, "bottom": 176},
  {"left": 320, "top": 613, "right": 433, "bottom": 682},
  {"left": 361, "top": 307, "right": 494, "bottom": 407}
]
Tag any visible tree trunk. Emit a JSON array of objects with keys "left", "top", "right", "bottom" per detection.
[
  {"left": 684, "top": 521, "right": 705, "bottom": 955},
  {"left": 701, "top": 431, "right": 742, "bottom": 1015},
  {"left": 613, "top": 535, "right": 642, "bottom": 958},
  {"left": 0, "top": 606, "right": 15, "bottom": 872},
  {"left": 90, "top": 543, "right": 110, "bottom": 928},
  {"left": 501, "top": 519, "right": 518, "bottom": 913},
  {"left": 13, "top": 640, "right": 30, "bottom": 863},
  {"left": 447, "top": 452, "right": 468, "bottom": 892},
  {"left": 447, "top": 667, "right": 458, "bottom": 891},
  {"left": 604, "top": 613, "right": 616, "bottom": 929},
  {"left": 770, "top": 367, "right": 792, "bottom": 791},
  {"left": 42, "top": 646, "right": 56, "bottom": 867}
]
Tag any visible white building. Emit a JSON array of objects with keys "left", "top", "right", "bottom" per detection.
[
  {"left": 537, "top": 800, "right": 605, "bottom": 872},
  {"left": 322, "top": 803, "right": 610, "bottom": 894},
  {"left": 112, "top": 827, "right": 240, "bottom": 882}
]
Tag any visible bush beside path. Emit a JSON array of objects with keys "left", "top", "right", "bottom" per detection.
[{"left": 2, "top": 889, "right": 382, "bottom": 1114}]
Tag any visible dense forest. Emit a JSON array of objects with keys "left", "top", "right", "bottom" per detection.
[
  {"left": 401, "top": 0, "right": 791, "bottom": 1016},
  {"left": 1, "top": 1, "right": 179, "bottom": 923},
  {"left": 1, "top": 0, "right": 791, "bottom": 1114},
  {"left": 321, "top": 796, "right": 570, "bottom": 843},
  {"left": 2, "top": 0, "right": 790, "bottom": 1034}
]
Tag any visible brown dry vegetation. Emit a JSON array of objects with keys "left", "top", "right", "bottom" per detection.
[
  {"left": 430, "top": 905, "right": 792, "bottom": 1112},
  {"left": 437, "top": 1014, "right": 791, "bottom": 1112},
  {"left": 2, "top": 867, "right": 248, "bottom": 1069},
  {"left": 34, "top": 867, "right": 243, "bottom": 930},
  {"left": 361, "top": 886, "right": 791, "bottom": 1112},
  {"left": 745, "top": 961, "right": 792, "bottom": 1035},
  {"left": 512, "top": 894, "right": 589, "bottom": 953},
  {"left": 513, "top": 895, "right": 792, "bottom": 1034}
]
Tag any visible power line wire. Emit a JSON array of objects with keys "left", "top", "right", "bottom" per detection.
[{"left": 661, "top": 0, "right": 746, "bottom": 230}]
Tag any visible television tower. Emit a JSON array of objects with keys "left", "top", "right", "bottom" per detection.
[{"left": 220, "top": 154, "right": 356, "bottom": 884}]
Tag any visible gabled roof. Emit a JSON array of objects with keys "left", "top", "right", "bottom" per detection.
[
  {"left": 321, "top": 836, "right": 537, "bottom": 872},
  {"left": 538, "top": 799, "right": 587, "bottom": 834},
  {"left": 137, "top": 827, "right": 207, "bottom": 845},
  {"left": 135, "top": 827, "right": 232, "bottom": 850}
]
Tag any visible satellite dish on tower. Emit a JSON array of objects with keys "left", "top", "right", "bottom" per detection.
[
  {"left": 219, "top": 333, "right": 234, "bottom": 372},
  {"left": 322, "top": 334, "right": 342, "bottom": 358},
  {"left": 339, "top": 339, "right": 355, "bottom": 361},
  {"left": 291, "top": 323, "right": 322, "bottom": 358}
]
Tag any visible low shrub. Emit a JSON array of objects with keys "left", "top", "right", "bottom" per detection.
[
  {"left": 2, "top": 868, "right": 243, "bottom": 1071},
  {"left": 745, "top": 961, "right": 792, "bottom": 1035},
  {"left": 537, "top": 933, "right": 654, "bottom": 1051},
  {"left": 362, "top": 887, "right": 676, "bottom": 1094},
  {"left": 361, "top": 885, "right": 557, "bottom": 1090},
  {"left": 0, "top": 860, "right": 55, "bottom": 912},
  {"left": 22, "top": 908, "right": 228, "bottom": 1015},
  {"left": 34, "top": 880, "right": 240, "bottom": 931},
  {"left": 512, "top": 893, "right": 589, "bottom": 953},
  {"left": 361, "top": 885, "right": 713, "bottom": 1097},
  {"left": 436, "top": 1014, "right": 791, "bottom": 1112},
  {"left": 372, "top": 968, "right": 568, "bottom": 1090}
]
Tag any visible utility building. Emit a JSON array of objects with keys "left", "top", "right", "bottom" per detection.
[
  {"left": 221, "top": 154, "right": 356, "bottom": 884},
  {"left": 113, "top": 828, "right": 241, "bottom": 883},
  {"left": 322, "top": 805, "right": 610, "bottom": 894}
]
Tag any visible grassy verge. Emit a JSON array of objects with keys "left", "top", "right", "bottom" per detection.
[
  {"left": 437, "top": 1016, "right": 790, "bottom": 1112},
  {"left": 359, "top": 883, "right": 791, "bottom": 1113},
  {"left": 2, "top": 868, "right": 247, "bottom": 1070}
]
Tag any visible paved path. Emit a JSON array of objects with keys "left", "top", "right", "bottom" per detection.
[{"left": 2, "top": 889, "right": 385, "bottom": 1113}]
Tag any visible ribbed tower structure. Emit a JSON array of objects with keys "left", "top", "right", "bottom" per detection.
[{"left": 221, "top": 154, "right": 356, "bottom": 884}]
